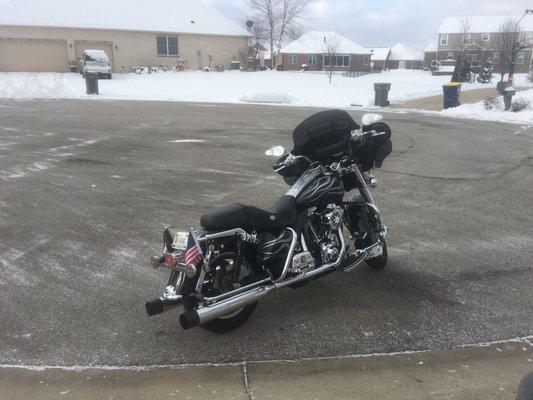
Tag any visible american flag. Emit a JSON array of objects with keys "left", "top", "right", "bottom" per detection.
[{"left": 184, "top": 231, "right": 203, "bottom": 265}]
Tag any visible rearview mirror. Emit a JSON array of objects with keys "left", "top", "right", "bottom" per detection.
[
  {"left": 265, "top": 146, "right": 285, "bottom": 157},
  {"left": 361, "top": 113, "right": 383, "bottom": 126}
]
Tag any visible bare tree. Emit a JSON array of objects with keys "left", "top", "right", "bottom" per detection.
[
  {"left": 276, "top": 0, "right": 313, "bottom": 54},
  {"left": 248, "top": 0, "right": 278, "bottom": 68},
  {"left": 323, "top": 33, "right": 340, "bottom": 83},
  {"left": 494, "top": 19, "right": 524, "bottom": 81},
  {"left": 247, "top": 0, "right": 314, "bottom": 68},
  {"left": 285, "top": 23, "right": 307, "bottom": 42}
]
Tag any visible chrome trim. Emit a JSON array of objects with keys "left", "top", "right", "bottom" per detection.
[
  {"left": 196, "top": 286, "right": 275, "bottom": 325},
  {"left": 275, "top": 226, "right": 346, "bottom": 289},
  {"left": 199, "top": 228, "right": 255, "bottom": 243},
  {"left": 279, "top": 228, "right": 297, "bottom": 280},
  {"left": 203, "top": 278, "right": 272, "bottom": 304}
]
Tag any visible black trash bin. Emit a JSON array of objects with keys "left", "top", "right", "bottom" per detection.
[
  {"left": 374, "top": 83, "right": 391, "bottom": 107},
  {"left": 85, "top": 72, "right": 99, "bottom": 95},
  {"left": 442, "top": 82, "right": 462, "bottom": 109}
]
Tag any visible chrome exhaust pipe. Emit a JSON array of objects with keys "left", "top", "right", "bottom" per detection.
[{"left": 179, "top": 285, "right": 275, "bottom": 329}]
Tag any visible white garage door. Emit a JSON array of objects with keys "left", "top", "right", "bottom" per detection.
[
  {"left": 74, "top": 40, "right": 115, "bottom": 72},
  {"left": 0, "top": 38, "right": 69, "bottom": 72}
]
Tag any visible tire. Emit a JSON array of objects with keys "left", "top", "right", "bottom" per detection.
[
  {"left": 107, "top": 74, "right": 112, "bottom": 80},
  {"left": 200, "top": 302, "right": 258, "bottom": 334},
  {"left": 366, "top": 240, "right": 388, "bottom": 270}
]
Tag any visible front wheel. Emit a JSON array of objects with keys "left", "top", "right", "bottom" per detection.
[{"left": 366, "top": 240, "right": 388, "bottom": 270}]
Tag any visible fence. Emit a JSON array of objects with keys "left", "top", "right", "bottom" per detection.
[{"left": 284, "top": 69, "right": 383, "bottom": 78}]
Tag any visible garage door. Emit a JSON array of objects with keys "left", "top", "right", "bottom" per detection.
[
  {"left": 0, "top": 38, "right": 69, "bottom": 72},
  {"left": 74, "top": 40, "right": 115, "bottom": 72}
]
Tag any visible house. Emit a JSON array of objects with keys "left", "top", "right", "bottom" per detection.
[
  {"left": 386, "top": 43, "right": 422, "bottom": 69},
  {"left": 435, "top": 15, "right": 533, "bottom": 73},
  {"left": 0, "top": 0, "right": 251, "bottom": 73},
  {"left": 423, "top": 42, "right": 438, "bottom": 70},
  {"left": 364, "top": 47, "right": 391, "bottom": 70},
  {"left": 279, "top": 31, "right": 371, "bottom": 71}
]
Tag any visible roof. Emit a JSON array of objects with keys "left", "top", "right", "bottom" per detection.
[
  {"left": 438, "top": 15, "right": 533, "bottom": 34},
  {"left": 363, "top": 47, "right": 390, "bottom": 61},
  {"left": 424, "top": 42, "right": 438, "bottom": 53},
  {"left": 280, "top": 31, "right": 368, "bottom": 55},
  {"left": 0, "top": 0, "right": 250, "bottom": 36},
  {"left": 389, "top": 43, "right": 422, "bottom": 61}
]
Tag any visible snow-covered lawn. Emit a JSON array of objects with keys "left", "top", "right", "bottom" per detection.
[
  {"left": 2, "top": 69, "right": 529, "bottom": 106},
  {"left": 0, "top": 70, "right": 531, "bottom": 124},
  {"left": 439, "top": 88, "right": 533, "bottom": 125}
]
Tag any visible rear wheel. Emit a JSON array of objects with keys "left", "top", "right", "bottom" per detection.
[
  {"left": 199, "top": 252, "right": 258, "bottom": 333},
  {"left": 366, "top": 240, "right": 388, "bottom": 270}
]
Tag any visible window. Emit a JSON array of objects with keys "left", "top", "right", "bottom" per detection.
[
  {"left": 157, "top": 35, "right": 178, "bottom": 56},
  {"left": 462, "top": 33, "right": 471, "bottom": 46},
  {"left": 323, "top": 55, "right": 351, "bottom": 67},
  {"left": 289, "top": 54, "right": 297, "bottom": 64},
  {"left": 308, "top": 54, "right": 317, "bottom": 64},
  {"left": 447, "top": 52, "right": 454, "bottom": 59},
  {"left": 363, "top": 55, "right": 370, "bottom": 66},
  {"left": 440, "top": 34, "right": 449, "bottom": 46},
  {"left": 516, "top": 52, "right": 525, "bottom": 65},
  {"left": 482, "top": 33, "right": 490, "bottom": 42}
]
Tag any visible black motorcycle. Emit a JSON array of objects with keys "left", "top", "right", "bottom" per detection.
[{"left": 146, "top": 109, "right": 393, "bottom": 333}]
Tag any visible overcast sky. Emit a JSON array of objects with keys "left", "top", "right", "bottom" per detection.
[{"left": 205, "top": 0, "right": 532, "bottom": 51}]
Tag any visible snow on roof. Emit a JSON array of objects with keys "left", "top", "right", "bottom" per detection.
[
  {"left": 424, "top": 42, "right": 438, "bottom": 53},
  {"left": 438, "top": 15, "right": 533, "bottom": 34},
  {"left": 0, "top": 0, "right": 250, "bottom": 37},
  {"left": 389, "top": 43, "right": 422, "bottom": 61},
  {"left": 363, "top": 47, "right": 390, "bottom": 61},
  {"left": 280, "top": 31, "right": 368, "bottom": 55}
]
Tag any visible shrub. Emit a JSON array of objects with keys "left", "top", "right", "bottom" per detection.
[
  {"left": 511, "top": 98, "right": 530, "bottom": 113},
  {"left": 484, "top": 97, "right": 498, "bottom": 110},
  {"left": 527, "top": 71, "right": 533, "bottom": 83}
]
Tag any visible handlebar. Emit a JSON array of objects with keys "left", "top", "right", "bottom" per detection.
[{"left": 350, "top": 129, "right": 387, "bottom": 144}]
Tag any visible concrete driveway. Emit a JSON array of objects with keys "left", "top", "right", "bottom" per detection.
[{"left": 0, "top": 100, "right": 531, "bottom": 367}]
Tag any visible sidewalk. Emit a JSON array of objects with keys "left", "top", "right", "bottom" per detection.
[
  {"left": 0, "top": 340, "right": 531, "bottom": 399},
  {"left": 393, "top": 87, "right": 529, "bottom": 111}
]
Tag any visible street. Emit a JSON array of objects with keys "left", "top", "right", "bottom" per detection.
[{"left": 0, "top": 99, "right": 532, "bottom": 367}]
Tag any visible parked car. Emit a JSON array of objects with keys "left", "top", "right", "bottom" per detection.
[
  {"left": 432, "top": 59, "right": 456, "bottom": 76},
  {"left": 79, "top": 50, "right": 112, "bottom": 79}
]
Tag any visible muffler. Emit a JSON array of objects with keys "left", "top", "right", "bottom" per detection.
[
  {"left": 179, "top": 285, "right": 274, "bottom": 329},
  {"left": 146, "top": 297, "right": 181, "bottom": 316}
]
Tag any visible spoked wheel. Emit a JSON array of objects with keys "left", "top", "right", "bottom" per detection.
[
  {"left": 365, "top": 239, "right": 388, "bottom": 270},
  {"left": 200, "top": 253, "right": 258, "bottom": 334}
]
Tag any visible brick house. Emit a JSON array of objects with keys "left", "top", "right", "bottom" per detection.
[
  {"left": 386, "top": 43, "right": 422, "bottom": 69},
  {"left": 279, "top": 31, "right": 371, "bottom": 71},
  {"left": 423, "top": 42, "right": 438, "bottom": 70},
  {"left": 430, "top": 15, "right": 533, "bottom": 74},
  {"left": 364, "top": 47, "right": 390, "bottom": 70}
]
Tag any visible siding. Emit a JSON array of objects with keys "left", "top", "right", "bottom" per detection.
[{"left": 0, "top": 25, "right": 248, "bottom": 72}]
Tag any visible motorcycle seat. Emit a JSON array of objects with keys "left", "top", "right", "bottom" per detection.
[{"left": 200, "top": 195, "right": 298, "bottom": 232}]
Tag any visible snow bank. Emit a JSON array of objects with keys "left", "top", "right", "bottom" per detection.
[
  {"left": 440, "top": 88, "right": 533, "bottom": 125},
  {"left": 2, "top": 69, "right": 518, "bottom": 107}
]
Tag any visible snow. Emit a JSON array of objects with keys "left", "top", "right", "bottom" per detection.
[
  {"left": 0, "top": 0, "right": 250, "bottom": 37},
  {"left": 1, "top": 70, "right": 532, "bottom": 126},
  {"left": 0, "top": 70, "right": 483, "bottom": 106},
  {"left": 440, "top": 88, "right": 533, "bottom": 125},
  {"left": 424, "top": 42, "right": 438, "bottom": 53},
  {"left": 364, "top": 47, "right": 391, "bottom": 62},
  {"left": 439, "top": 15, "right": 533, "bottom": 34},
  {"left": 84, "top": 50, "right": 110, "bottom": 61},
  {"left": 389, "top": 43, "right": 422, "bottom": 61},
  {"left": 280, "top": 31, "right": 368, "bottom": 55}
]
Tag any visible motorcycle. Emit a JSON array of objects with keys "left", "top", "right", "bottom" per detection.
[{"left": 146, "top": 109, "right": 393, "bottom": 333}]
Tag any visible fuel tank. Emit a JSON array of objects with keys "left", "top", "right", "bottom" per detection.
[{"left": 295, "top": 174, "right": 345, "bottom": 208}]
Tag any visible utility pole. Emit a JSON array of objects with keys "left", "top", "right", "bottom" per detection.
[{"left": 509, "top": 9, "right": 533, "bottom": 82}]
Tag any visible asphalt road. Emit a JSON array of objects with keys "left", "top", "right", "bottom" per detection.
[{"left": 0, "top": 100, "right": 531, "bottom": 367}]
